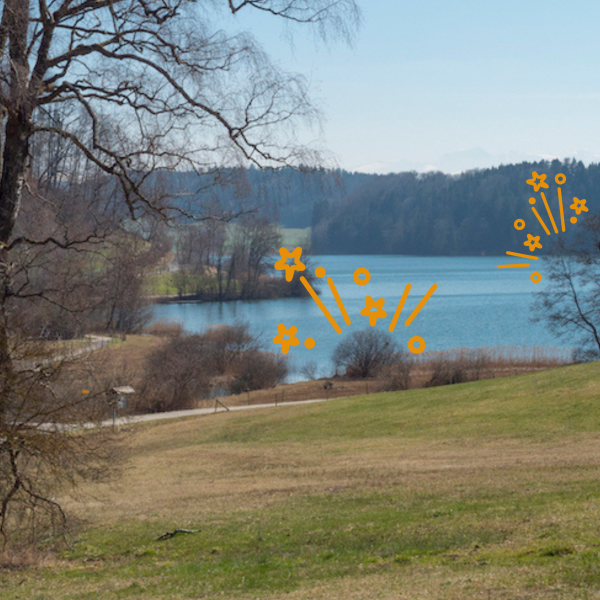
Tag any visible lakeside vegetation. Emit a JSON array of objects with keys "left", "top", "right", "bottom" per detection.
[
  {"left": 82, "top": 331, "right": 572, "bottom": 412},
  {"left": 146, "top": 225, "right": 314, "bottom": 303},
  {"left": 4, "top": 363, "right": 600, "bottom": 599}
]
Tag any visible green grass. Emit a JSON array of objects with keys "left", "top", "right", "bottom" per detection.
[
  {"left": 144, "top": 272, "right": 229, "bottom": 296},
  {"left": 157, "top": 363, "right": 600, "bottom": 447},
  {"left": 280, "top": 227, "right": 311, "bottom": 249},
  {"left": 5, "top": 363, "right": 600, "bottom": 599},
  {"left": 145, "top": 226, "right": 310, "bottom": 296}
]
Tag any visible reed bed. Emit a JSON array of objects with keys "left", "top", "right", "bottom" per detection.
[{"left": 412, "top": 345, "right": 573, "bottom": 370}]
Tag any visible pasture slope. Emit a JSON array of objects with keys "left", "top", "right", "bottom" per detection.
[{"left": 5, "top": 362, "right": 600, "bottom": 599}]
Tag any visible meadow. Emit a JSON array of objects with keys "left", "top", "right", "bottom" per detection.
[{"left": 4, "top": 362, "right": 600, "bottom": 599}]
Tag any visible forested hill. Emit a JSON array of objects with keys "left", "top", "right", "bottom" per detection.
[
  {"left": 154, "top": 167, "right": 373, "bottom": 229},
  {"left": 157, "top": 159, "right": 599, "bottom": 255},
  {"left": 311, "top": 159, "right": 600, "bottom": 256}
]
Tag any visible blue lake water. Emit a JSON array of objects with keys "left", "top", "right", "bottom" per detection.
[{"left": 152, "top": 255, "right": 569, "bottom": 380}]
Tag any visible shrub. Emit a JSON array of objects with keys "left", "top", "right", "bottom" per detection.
[
  {"left": 201, "top": 322, "right": 260, "bottom": 374},
  {"left": 140, "top": 335, "right": 211, "bottom": 412},
  {"left": 333, "top": 329, "right": 399, "bottom": 378},
  {"left": 423, "top": 350, "right": 489, "bottom": 388},
  {"left": 140, "top": 322, "right": 287, "bottom": 412},
  {"left": 381, "top": 351, "right": 413, "bottom": 391},
  {"left": 229, "top": 350, "right": 288, "bottom": 394},
  {"left": 425, "top": 357, "right": 467, "bottom": 387}
]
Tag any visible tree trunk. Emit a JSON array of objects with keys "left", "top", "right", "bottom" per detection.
[
  {"left": 0, "top": 280, "right": 12, "bottom": 430},
  {"left": 0, "top": 0, "right": 33, "bottom": 427},
  {"left": 0, "top": 114, "right": 31, "bottom": 243}
]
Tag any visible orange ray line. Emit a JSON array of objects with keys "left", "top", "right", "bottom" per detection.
[
  {"left": 506, "top": 251, "right": 538, "bottom": 260},
  {"left": 531, "top": 207, "right": 551, "bottom": 235},
  {"left": 405, "top": 284, "right": 437, "bottom": 327},
  {"left": 388, "top": 283, "right": 411, "bottom": 333},
  {"left": 300, "top": 276, "right": 342, "bottom": 334},
  {"left": 497, "top": 263, "right": 530, "bottom": 268},
  {"left": 540, "top": 192, "right": 558, "bottom": 233},
  {"left": 327, "top": 277, "right": 351, "bottom": 326},
  {"left": 557, "top": 187, "right": 566, "bottom": 232}
]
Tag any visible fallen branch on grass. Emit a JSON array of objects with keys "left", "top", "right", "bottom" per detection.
[{"left": 156, "top": 528, "right": 202, "bottom": 541}]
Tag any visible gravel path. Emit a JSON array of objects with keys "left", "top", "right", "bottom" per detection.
[{"left": 103, "top": 397, "right": 332, "bottom": 428}]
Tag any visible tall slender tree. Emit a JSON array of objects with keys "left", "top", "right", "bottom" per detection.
[{"left": 0, "top": 0, "right": 360, "bottom": 544}]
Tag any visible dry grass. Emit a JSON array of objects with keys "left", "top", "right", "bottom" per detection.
[
  {"left": 80, "top": 335, "right": 573, "bottom": 412},
  {"left": 87, "top": 334, "right": 167, "bottom": 391},
  {"left": 210, "top": 345, "right": 573, "bottom": 409},
  {"left": 4, "top": 362, "right": 600, "bottom": 598},
  {"left": 413, "top": 345, "right": 572, "bottom": 368}
]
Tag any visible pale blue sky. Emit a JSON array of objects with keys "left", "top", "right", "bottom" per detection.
[{"left": 225, "top": 0, "right": 600, "bottom": 173}]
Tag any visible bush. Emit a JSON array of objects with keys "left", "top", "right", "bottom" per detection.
[
  {"left": 425, "top": 357, "right": 467, "bottom": 387},
  {"left": 229, "top": 350, "right": 288, "bottom": 394},
  {"left": 141, "top": 335, "right": 212, "bottom": 412},
  {"left": 424, "top": 350, "right": 490, "bottom": 388},
  {"left": 333, "top": 329, "right": 399, "bottom": 378},
  {"left": 140, "top": 322, "right": 287, "bottom": 412},
  {"left": 201, "top": 322, "right": 260, "bottom": 374},
  {"left": 381, "top": 351, "right": 413, "bottom": 391}
]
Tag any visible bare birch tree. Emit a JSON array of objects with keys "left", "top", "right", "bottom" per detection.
[
  {"left": 533, "top": 214, "right": 600, "bottom": 361},
  {"left": 0, "top": 0, "right": 360, "bottom": 544}
]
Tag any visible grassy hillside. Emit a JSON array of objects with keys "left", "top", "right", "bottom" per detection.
[{"left": 5, "top": 363, "right": 600, "bottom": 599}]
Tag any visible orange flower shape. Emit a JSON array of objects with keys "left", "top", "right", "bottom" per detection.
[
  {"left": 524, "top": 233, "right": 542, "bottom": 252},
  {"left": 272, "top": 323, "right": 300, "bottom": 355},
  {"left": 360, "top": 296, "right": 387, "bottom": 326},
  {"left": 274, "top": 246, "right": 306, "bottom": 282},
  {"left": 526, "top": 171, "right": 549, "bottom": 192},
  {"left": 570, "top": 197, "right": 588, "bottom": 215}
]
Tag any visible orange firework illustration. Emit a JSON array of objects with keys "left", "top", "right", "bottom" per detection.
[
  {"left": 498, "top": 171, "right": 588, "bottom": 283},
  {"left": 273, "top": 247, "right": 437, "bottom": 355}
]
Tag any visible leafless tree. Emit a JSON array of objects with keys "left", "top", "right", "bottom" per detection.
[
  {"left": 0, "top": 0, "right": 360, "bottom": 545},
  {"left": 229, "top": 216, "right": 281, "bottom": 298},
  {"left": 96, "top": 231, "right": 155, "bottom": 334},
  {"left": 333, "top": 329, "right": 399, "bottom": 379},
  {"left": 140, "top": 322, "right": 287, "bottom": 411},
  {"left": 532, "top": 214, "right": 600, "bottom": 361}
]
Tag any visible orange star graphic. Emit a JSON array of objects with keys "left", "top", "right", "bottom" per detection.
[
  {"left": 526, "top": 171, "right": 549, "bottom": 192},
  {"left": 360, "top": 296, "right": 387, "bottom": 326},
  {"left": 524, "top": 233, "right": 542, "bottom": 252},
  {"left": 272, "top": 323, "right": 300, "bottom": 355},
  {"left": 570, "top": 197, "right": 589, "bottom": 215},
  {"left": 274, "top": 246, "right": 306, "bottom": 282}
]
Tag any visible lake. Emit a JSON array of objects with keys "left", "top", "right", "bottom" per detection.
[{"left": 151, "top": 255, "right": 570, "bottom": 381}]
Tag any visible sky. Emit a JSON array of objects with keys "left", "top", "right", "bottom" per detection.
[{"left": 224, "top": 0, "right": 600, "bottom": 174}]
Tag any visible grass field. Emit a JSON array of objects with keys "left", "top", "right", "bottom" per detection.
[
  {"left": 5, "top": 363, "right": 600, "bottom": 599},
  {"left": 280, "top": 227, "right": 311, "bottom": 249}
]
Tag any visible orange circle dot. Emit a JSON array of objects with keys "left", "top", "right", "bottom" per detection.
[
  {"left": 571, "top": 216, "right": 577, "bottom": 224},
  {"left": 353, "top": 268, "right": 371, "bottom": 286},
  {"left": 530, "top": 272, "right": 542, "bottom": 284},
  {"left": 514, "top": 219, "right": 526, "bottom": 231},
  {"left": 408, "top": 336, "right": 426, "bottom": 355},
  {"left": 529, "top": 197, "right": 536, "bottom": 205},
  {"left": 304, "top": 338, "right": 315, "bottom": 349},
  {"left": 315, "top": 266, "right": 326, "bottom": 278},
  {"left": 555, "top": 173, "right": 566, "bottom": 185}
]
